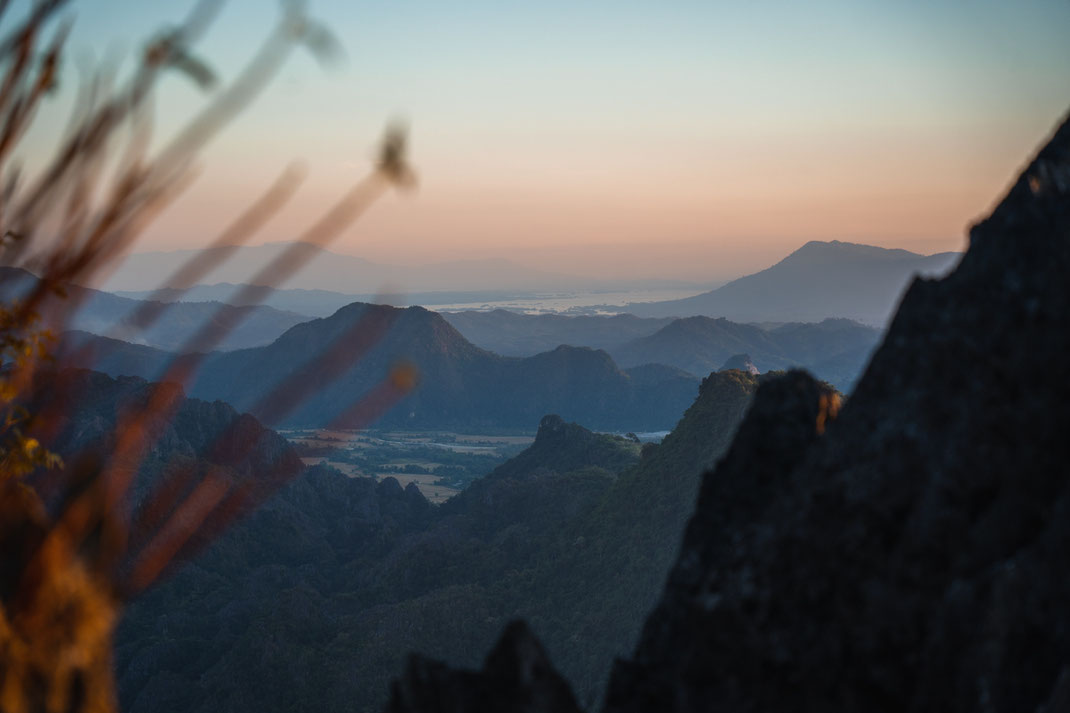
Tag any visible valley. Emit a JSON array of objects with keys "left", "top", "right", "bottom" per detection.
[{"left": 284, "top": 429, "right": 532, "bottom": 502}]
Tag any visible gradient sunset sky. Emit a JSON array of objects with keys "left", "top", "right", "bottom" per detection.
[{"left": 20, "top": 0, "right": 1070, "bottom": 282}]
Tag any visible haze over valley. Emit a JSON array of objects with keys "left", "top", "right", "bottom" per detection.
[{"left": 23, "top": 237, "right": 936, "bottom": 423}]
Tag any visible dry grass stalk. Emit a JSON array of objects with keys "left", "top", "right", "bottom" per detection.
[{"left": 0, "top": 3, "right": 417, "bottom": 711}]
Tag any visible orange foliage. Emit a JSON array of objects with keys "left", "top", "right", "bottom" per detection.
[{"left": 0, "top": 3, "right": 417, "bottom": 710}]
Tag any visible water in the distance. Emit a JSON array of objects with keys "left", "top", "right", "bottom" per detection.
[{"left": 427, "top": 288, "right": 706, "bottom": 314}]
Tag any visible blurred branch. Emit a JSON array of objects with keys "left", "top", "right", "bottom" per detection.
[{"left": 0, "top": 3, "right": 418, "bottom": 710}]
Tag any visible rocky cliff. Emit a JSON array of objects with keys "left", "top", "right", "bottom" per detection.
[{"left": 387, "top": 110, "right": 1070, "bottom": 712}]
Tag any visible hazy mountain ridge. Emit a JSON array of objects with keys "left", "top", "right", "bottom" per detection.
[
  {"left": 441, "top": 310, "right": 674, "bottom": 356},
  {"left": 611, "top": 317, "right": 785, "bottom": 373},
  {"left": 610, "top": 315, "right": 881, "bottom": 390},
  {"left": 0, "top": 266, "right": 308, "bottom": 351},
  {"left": 621, "top": 240, "right": 961, "bottom": 325},
  {"left": 60, "top": 302, "right": 702, "bottom": 432},
  {"left": 438, "top": 308, "right": 880, "bottom": 391},
  {"left": 35, "top": 239, "right": 932, "bottom": 393}
]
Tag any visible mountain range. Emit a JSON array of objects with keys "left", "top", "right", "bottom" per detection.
[
  {"left": 60, "top": 303, "right": 703, "bottom": 432},
  {"left": 105, "top": 240, "right": 959, "bottom": 331},
  {"left": 0, "top": 262, "right": 881, "bottom": 399},
  {"left": 610, "top": 316, "right": 880, "bottom": 385},
  {"left": 620, "top": 240, "right": 961, "bottom": 325},
  {"left": 34, "top": 238, "right": 956, "bottom": 388},
  {"left": 52, "top": 287, "right": 884, "bottom": 429},
  {"left": 442, "top": 310, "right": 882, "bottom": 391},
  {"left": 440, "top": 310, "right": 674, "bottom": 356},
  {"left": 0, "top": 267, "right": 307, "bottom": 352}
]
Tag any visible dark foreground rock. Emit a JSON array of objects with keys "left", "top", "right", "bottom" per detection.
[
  {"left": 387, "top": 621, "right": 582, "bottom": 713},
  {"left": 387, "top": 111, "right": 1070, "bottom": 712}
]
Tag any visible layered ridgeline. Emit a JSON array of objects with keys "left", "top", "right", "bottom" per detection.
[
  {"left": 385, "top": 113, "right": 1070, "bottom": 712},
  {"left": 61, "top": 303, "right": 701, "bottom": 432},
  {"left": 4, "top": 262, "right": 877, "bottom": 393},
  {"left": 112, "top": 369, "right": 764, "bottom": 713},
  {"left": 610, "top": 316, "right": 879, "bottom": 390},
  {"left": 440, "top": 311, "right": 674, "bottom": 356},
  {"left": 20, "top": 248, "right": 888, "bottom": 395},
  {"left": 621, "top": 240, "right": 960, "bottom": 325},
  {"left": 0, "top": 266, "right": 308, "bottom": 351},
  {"left": 442, "top": 310, "right": 881, "bottom": 391}
]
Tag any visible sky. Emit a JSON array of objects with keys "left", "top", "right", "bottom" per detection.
[{"left": 13, "top": 0, "right": 1070, "bottom": 283}]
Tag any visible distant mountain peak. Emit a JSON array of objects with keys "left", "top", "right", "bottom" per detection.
[
  {"left": 785, "top": 240, "right": 923, "bottom": 263},
  {"left": 622, "top": 239, "right": 961, "bottom": 325}
]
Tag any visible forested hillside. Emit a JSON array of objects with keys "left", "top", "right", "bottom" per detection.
[{"left": 33, "top": 367, "right": 767, "bottom": 712}]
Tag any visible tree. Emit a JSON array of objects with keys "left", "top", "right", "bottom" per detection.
[{"left": 0, "top": 3, "right": 413, "bottom": 711}]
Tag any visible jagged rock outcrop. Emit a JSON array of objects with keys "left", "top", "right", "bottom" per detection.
[
  {"left": 387, "top": 621, "right": 582, "bottom": 713},
  {"left": 385, "top": 111, "right": 1070, "bottom": 712},
  {"left": 605, "top": 110, "right": 1070, "bottom": 713},
  {"left": 484, "top": 414, "right": 641, "bottom": 482},
  {"left": 718, "top": 353, "right": 759, "bottom": 375}
]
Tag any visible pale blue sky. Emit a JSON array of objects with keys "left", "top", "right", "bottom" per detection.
[{"left": 11, "top": 0, "right": 1070, "bottom": 280}]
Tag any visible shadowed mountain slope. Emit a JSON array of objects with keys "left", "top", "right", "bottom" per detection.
[
  {"left": 12, "top": 369, "right": 435, "bottom": 713},
  {"left": 114, "top": 368, "right": 761, "bottom": 713},
  {"left": 603, "top": 109, "right": 1070, "bottom": 713},
  {"left": 386, "top": 111, "right": 1070, "bottom": 713},
  {"left": 440, "top": 309, "right": 880, "bottom": 392},
  {"left": 610, "top": 316, "right": 880, "bottom": 390},
  {"left": 610, "top": 317, "right": 785, "bottom": 374}
]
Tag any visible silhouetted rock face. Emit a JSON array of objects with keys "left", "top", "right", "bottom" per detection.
[
  {"left": 485, "top": 414, "right": 640, "bottom": 483},
  {"left": 603, "top": 113, "right": 1070, "bottom": 712},
  {"left": 718, "top": 353, "right": 759, "bottom": 375},
  {"left": 387, "top": 621, "right": 582, "bottom": 713}
]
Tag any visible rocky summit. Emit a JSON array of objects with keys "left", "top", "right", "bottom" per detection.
[
  {"left": 385, "top": 110, "right": 1070, "bottom": 712},
  {"left": 717, "top": 353, "right": 759, "bottom": 375}
]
